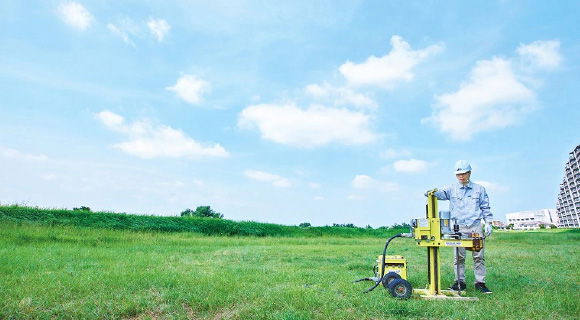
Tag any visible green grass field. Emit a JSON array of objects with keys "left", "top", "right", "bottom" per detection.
[{"left": 1, "top": 220, "right": 579, "bottom": 319}]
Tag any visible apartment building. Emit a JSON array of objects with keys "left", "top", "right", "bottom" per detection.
[{"left": 556, "top": 144, "right": 580, "bottom": 228}]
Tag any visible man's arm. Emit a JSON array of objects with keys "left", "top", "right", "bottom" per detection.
[
  {"left": 480, "top": 187, "right": 492, "bottom": 223},
  {"left": 433, "top": 186, "right": 452, "bottom": 200}
]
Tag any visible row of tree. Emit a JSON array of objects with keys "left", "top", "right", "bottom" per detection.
[{"left": 180, "top": 206, "right": 223, "bottom": 219}]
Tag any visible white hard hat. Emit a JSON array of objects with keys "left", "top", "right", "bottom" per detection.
[{"left": 454, "top": 160, "right": 472, "bottom": 174}]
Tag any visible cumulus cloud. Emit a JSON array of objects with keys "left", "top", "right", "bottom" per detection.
[
  {"left": 238, "top": 102, "right": 376, "bottom": 148},
  {"left": 97, "top": 110, "right": 124, "bottom": 127},
  {"left": 58, "top": 1, "right": 94, "bottom": 30},
  {"left": 517, "top": 40, "right": 562, "bottom": 71},
  {"left": 423, "top": 57, "right": 536, "bottom": 141},
  {"left": 424, "top": 39, "right": 562, "bottom": 141},
  {"left": 96, "top": 110, "right": 229, "bottom": 159},
  {"left": 393, "top": 159, "right": 428, "bottom": 173},
  {"left": 305, "top": 82, "right": 377, "bottom": 109},
  {"left": 148, "top": 19, "right": 171, "bottom": 42},
  {"left": 352, "top": 175, "right": 398, "bottom": 192},
  {"left": 244, "top": 170, "right": 292, "bottom": 188},
  {"left": 339, "top": 35, "right": 444, "bottom": 89},
  {"left": 166, "top": 75, "right": 211, "bottom": 105}
]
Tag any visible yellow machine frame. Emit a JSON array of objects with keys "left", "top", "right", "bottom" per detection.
[{"left": 412, "top": 189, "right": 483, "bottom": 300}]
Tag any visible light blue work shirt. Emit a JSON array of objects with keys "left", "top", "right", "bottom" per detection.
[{"left": 433, "top": 181, "right": 492, "bottom": 227}]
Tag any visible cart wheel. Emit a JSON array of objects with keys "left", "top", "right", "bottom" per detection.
[
  {"left": 381, "top": 272, "right": 401, "bottom": 288},
  {"left": 387, "top": 278, "right": 412, "bottom": 300}
]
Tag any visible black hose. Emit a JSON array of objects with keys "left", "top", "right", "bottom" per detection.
[{"left": 363, "top": 233, "right": 403, "bottom": 293}]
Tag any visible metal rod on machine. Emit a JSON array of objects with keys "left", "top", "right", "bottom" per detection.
[
  {"left": 456, "top": 246, "right": 461, "bottom": 295},
  {"left": 426, "top": 190, "right": 441, "bottom": 295},
  {"left": 434, "top": 247, "right": 439, "bottom": 293},
  {"left": 427, "top": 247, "right": 431, "bottom": 286}
]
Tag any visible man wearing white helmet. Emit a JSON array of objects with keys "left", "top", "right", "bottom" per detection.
[{"left": 432, "top": 160, "right": 493, "bottom": 294}]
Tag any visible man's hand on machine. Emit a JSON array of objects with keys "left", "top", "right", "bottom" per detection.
[{"left": 423, "top": 189, "right": 437, "bottom": 197}]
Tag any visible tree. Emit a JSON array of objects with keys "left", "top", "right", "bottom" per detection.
[
  {"left": 391, "top": 222, "right": 411, "bottom": 229},
  {"left": 180, "top": 206, "right": 223, "bottom": 219},
  {"left": 332, "top": 223, "right": 357, "bottom": 228},
  {"left": 73, "top": 206, "right": 91, "bottom": 212},
  {"left": 298, "top": 222, "right": 311, "bottom": 228}
]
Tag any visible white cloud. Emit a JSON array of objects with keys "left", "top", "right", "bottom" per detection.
[
  {"left": 347, "top": 195, "right": 365, "bottom": 201},
  {"left": 352, "top": 175, "right": 398, "bottom": 192},
  {"left": 96, "top": 110, "right": 229, "bottom": 159},
  {"left": 425, "top": 39, "right": 562, "bottom": 141},
  {"left": 42, "top": 174, "right": 57, "bottom": 180},
  {"left": 393, "top": 159, "right": 428, "bottom": 173},
  {"left": 58, "top": 1, "right": 94, "bottom": 30},
  {"left": 424, "top": 57, "right": 536, "bottom": 141},
  {"left": 107, "top": 24, "right": 131, "bottom": 44},
  {"left": 474, "top": 180, "right": 510, "bottom": 194},
  {"left": 339, "top": 35, "right": 444, "bottom": 89},
  {"left": 238, "top": 102, "right": 377, "bottom": 148},
  {"left": 244, "top": 170, "right": 292, "bottom": 188},
  {"left": 517, "top": 40, "right": 562, "bottom": 70},
  {"left": 308, "top": 182, "right": 321, "bottom": 189},
  {"left": 166, "top": 75, "right": 211, "bottom": 105},
  {"left": 314, "top": 196, "right": 325, "bottom": 201},
  {"left": 380, "top": 148, "right": 411, "bottom": 160},
  {"left": 108, "top": 17, "right": 168, "bottom": 45},
  {"left": 148, "top": 19, "right": 171, "bottom": 42},
  {"left": 305, "top": 82, "right": 377, "bottom": 109},
  {"left": 0, "top": 146, "right": 47, "bottom": 162},
  {"left": 97, "top": 110, "right": 124, "bottom": 127},
  {"left": 159, "top": 180, "right": 185, "bottom": 189},
  {"left": 305, "top": 83, "right": 329, "bottom": 97}
]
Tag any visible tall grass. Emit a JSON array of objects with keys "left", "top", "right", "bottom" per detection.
[
  {"left": 0, "top": 205, "right": 404, "bottom": 238},
  {"left": 1, "top": 220, "right": 579, "bottom": 319}
]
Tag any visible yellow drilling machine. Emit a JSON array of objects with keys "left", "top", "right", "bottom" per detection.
[{"left": 355, "top": 189, "right": 484, "bottom": 300}]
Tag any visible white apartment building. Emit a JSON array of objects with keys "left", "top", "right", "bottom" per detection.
[
  {"left": 506, "top": 209, "right": 558, "bottom": 230},
  {"left": 556, "top": 144, "right": 580, "bottom": 228}
]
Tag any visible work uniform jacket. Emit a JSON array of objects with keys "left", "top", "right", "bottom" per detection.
[{"left": 433, "top": 181, "right": 493, "bottom": 227}]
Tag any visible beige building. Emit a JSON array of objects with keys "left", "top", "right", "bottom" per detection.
[
  {"left": 491, "top": 220, "right": 506, "bottom": 228},
  {"left": 506, "top": 209, "right": 558, "bottom": 230}
]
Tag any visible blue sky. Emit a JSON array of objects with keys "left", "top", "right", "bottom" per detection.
[{"left": 1, "top": 0, "right": 579, "bottom": 227}]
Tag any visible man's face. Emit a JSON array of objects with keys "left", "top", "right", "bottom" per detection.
[{"left": 455, "top": 171, "right": 471, "bottom": 185}]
